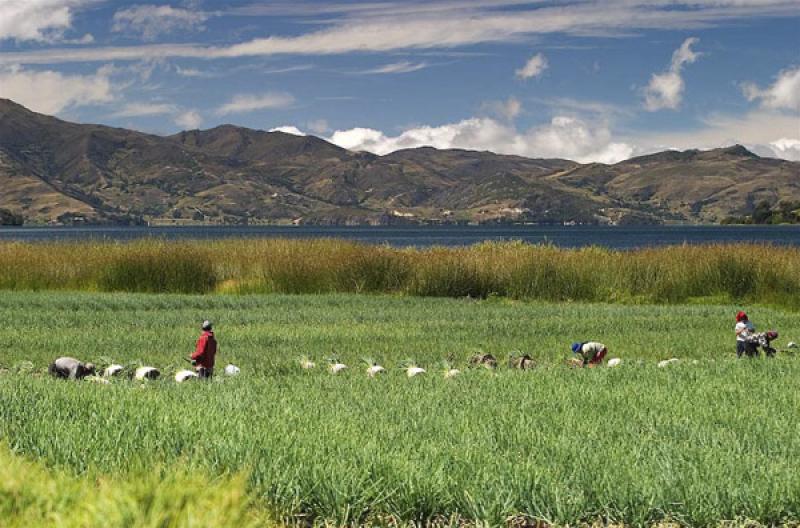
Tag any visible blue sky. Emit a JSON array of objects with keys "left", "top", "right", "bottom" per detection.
[{"left": 0, "top": 0, "right": 798, "bottom": 162}]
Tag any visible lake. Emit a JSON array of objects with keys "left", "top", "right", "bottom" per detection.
[{"left": 2, "top": 225, "right": 800, "bottom": 249}]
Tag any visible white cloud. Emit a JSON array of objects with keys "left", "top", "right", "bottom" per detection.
[
  {"left": 742, "top": 66, "right": 800, "bottom": 112},
  {"left": 643, "top": 37, "right": 701, "bottom": 111},
  {"left": 3, "top": 2, "right": 798, "bottom": 64},
  {"left": 328, "top": 114, "right": 634, "bottom": 163},
  {"left": 175, "top": 65, "right": 212, "bottom": 78},
  {"left": 112, "top": 4, "right": 209, "bottom": 41},
  {"left": 515, "top": 53, "right": 548, "bottom": 79},
  {"left": 357, "top": 61, "right": 429, "bottom": 74},
  {"left": 482, "top": 97, "right": 523, "bottom": 121},
  {"left": 326, "top": 105, "right": 800, "bottom": 163},
  {"left": 63, "top": 33, "right": 95, "bottom": 45},
  {"left": 631, "top": 110, "right": 800, "bottom": 160},
  {"left": 0, "top": 65, "right": 113, "bottom": 114},
  {"left": 527, "top": 116, "right": 635, "bottom": 163},
  {"left": 110, "top": 102, "right": 176, "bottom": 118},
  {"left": 760, "top": 138, "right": 800, "bottom": 161},
  {"left": 307, "top": 119, "right": 330, "bottom": 134},
  {"left": 174, "top": 110, "right": 203, "bottom": 129},
  {"left": 0, "top": 0, "right": 90, "bottom": 43},
  {"left": 215, "top": 92, "right": 295, "bottom": 116},
  {"left": 269, "top": 126, "right": 305, "bottom": 136}
]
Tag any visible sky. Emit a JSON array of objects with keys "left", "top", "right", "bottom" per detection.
[{"left": 0, "top": 0, "right": 798, "bottom": 163}]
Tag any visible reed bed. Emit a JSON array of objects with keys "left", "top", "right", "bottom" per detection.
[{"left": 1, "top": 239, "right": 799, "bottom": 307}]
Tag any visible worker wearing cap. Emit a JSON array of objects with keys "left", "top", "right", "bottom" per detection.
[
  {"left": 571, "top": 341, "right": 608, "bottom": 367},
  {"left": 735, "top": 311, "right": 756, "bottom": 358},
  {"left": 190, "top": 320, "right": 217, "bottom": 379}
]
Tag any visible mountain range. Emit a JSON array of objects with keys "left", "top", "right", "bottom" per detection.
[{"left": 1, "top": 98, "right": 798, "bottom": 226}]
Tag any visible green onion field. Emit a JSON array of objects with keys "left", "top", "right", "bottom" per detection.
[{"left": 2, "top": 289, "right": 800, "bottom": 526}]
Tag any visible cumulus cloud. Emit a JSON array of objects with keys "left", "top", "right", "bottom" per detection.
[
  {"left": 482, "top": 97, "right": 523, "bottom": 121},
  {"left": 741, "top": 65, "right": 800, "bottom": 111},
  {"left": 262, "top": 103, "right": 800, "bottom": 163},
  {"left": 215, "top": 92, "right": 295, "bottom": 116},
  {"left": 328, "top": 114, "right": 634, "bottom": 163},
  {"left": 110, "top": 101, "right": 176, "bottom": 118},
  {"left": 174, "top": 110, "right": 203, "bottom": 129},
  {"left": 760, "top": 138, "right": 800, "bottom": 161},
  {"left": 0, "top": 65, "right": 113, "bottom": 114},
  {"left": 527, "top": 116, "right": 635, "bottom": 163},
  {"left": 3, "top": 2, "right": 798, "bottom": 65},
  {"left": 307, "top": 119, "right": 330, "bottom": 134},
  {"left": 515, "top": 53, "right": 548, "bottom": 79},
  {"left": 643, "top": 37, "right": 701, "bottom": 111},
  {"left": 112, "top": 4, "right": 209, "bottom": 41},
  {"left": 269, "top": 125, "right": 305, "bottom": 136},
  {"left": 632, "top": 110, "right": 800, "bottom": 161},
  {"left": 0, "top": 0, "right": 91, "bottom": 43}
]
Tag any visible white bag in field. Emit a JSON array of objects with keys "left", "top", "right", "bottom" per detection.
[
  {"left": 329, "top": 362, "right": 347, "bottom": 374},
  {"left": 366, "top": 365, "right": 385, "bottom": 377},
  {"left": 406, "top": 367, "right": 426, "bottom": 377},
  {"left": 103, "top": 364, "right": 124, "bottom": 378},
  {"left": 175, "top": 369, "right": 199, "bottom": 383},
  {"left": 224, "top": 364, "right": 241, "bottom": 376},
  {"left": 135, "top": 366, "right": 160, "bottom": 380}
]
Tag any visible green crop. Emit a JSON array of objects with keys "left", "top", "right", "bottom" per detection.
[{"left": 2, "top": 292, "right": 800, "bottom": 526}]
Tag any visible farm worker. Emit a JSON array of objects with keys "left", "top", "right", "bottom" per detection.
[
  {"left": 735, "top": 311, "right": 757, "bottom": 358},
  {"left": 49, "top": 357, "right": 95, "bottom": 380},
  {"left": 571, "top": 342, "right": 608, "bottom": 367},
  {"left": 190, "top": 320, "right": 217, "bottom": 379}
]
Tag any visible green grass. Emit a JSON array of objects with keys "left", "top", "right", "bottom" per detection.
[
  {"left": 0, "top": 444, "right": 275, "bottom": 528},
  {"left": 2, "top": 292, "right": 800, "bottom": 526}
]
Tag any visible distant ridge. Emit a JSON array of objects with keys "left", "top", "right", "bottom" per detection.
[{"left": 0, "top": 99, "right": 797, "bottom": 225}]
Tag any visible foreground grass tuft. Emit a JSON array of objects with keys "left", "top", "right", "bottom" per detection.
[{"left": 0, "top": 444, "right": 274, "bottom": 528}]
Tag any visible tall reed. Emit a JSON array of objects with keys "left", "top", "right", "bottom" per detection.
[{"left": 1, "top": 239, "right": 799, "bottom": 306}]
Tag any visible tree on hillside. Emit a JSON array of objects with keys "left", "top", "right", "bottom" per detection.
[
  {"left": 0, "top": 208, "right": 23, "bottom": 226},
  {"left": 752, "top": 200, "right": 773, "bottom": 224}
]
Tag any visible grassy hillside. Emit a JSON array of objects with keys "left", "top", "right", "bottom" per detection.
[
  {"left": 2, "top": 99, "right": 798, "bottom": 226},
  {"left": 2, "top": 292, "right": 800, "bottom": 526}
]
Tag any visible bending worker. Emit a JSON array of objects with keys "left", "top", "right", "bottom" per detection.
[
  {"left": 190, "top": 320, "right": 217, "bottom": 379},
  {"left": 571, "top": 341, "right": 608, "bottom": 367},
  {"left": 49, "top": 357, "right": 95, "bottom": 380}
]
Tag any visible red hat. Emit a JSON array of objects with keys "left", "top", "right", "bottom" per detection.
[{"left": 736, "top": 311, "right": 748, "bottom": 322}]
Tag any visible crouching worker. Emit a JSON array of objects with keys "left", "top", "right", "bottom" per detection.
[
  {"left": 571, "top": 342, "right": 608, "bottom": 368},
  {"left": 190, "top": 320, "right": 217, "bottom": 379},
  {"left": 49, "top": 357, "right": 95, "bottom": 380}
]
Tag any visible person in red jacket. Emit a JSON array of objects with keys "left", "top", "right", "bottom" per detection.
[{"left": 191, "top": 320, "right": 217, "bottom": 379}]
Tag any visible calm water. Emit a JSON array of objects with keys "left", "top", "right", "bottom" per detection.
[{"left": 2, "top": 225, "right": 800, "bottom": 248}]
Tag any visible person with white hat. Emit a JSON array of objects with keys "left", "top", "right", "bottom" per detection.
[{"left": 190, "top": 320, "right": 217, "bottom": 379}]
